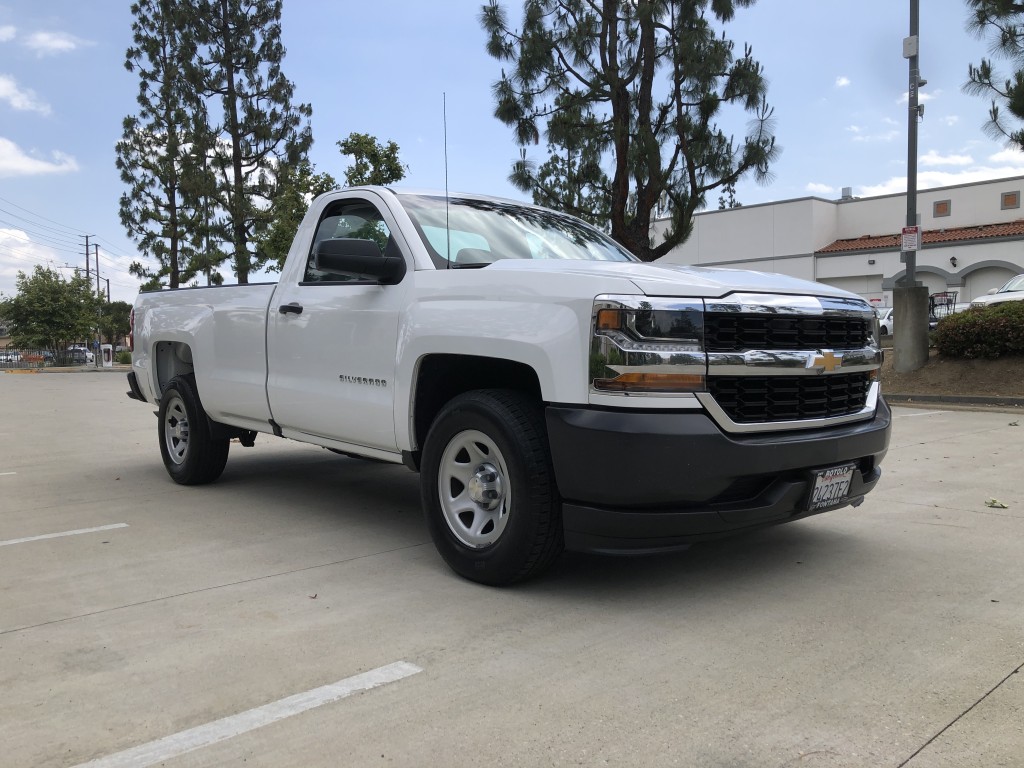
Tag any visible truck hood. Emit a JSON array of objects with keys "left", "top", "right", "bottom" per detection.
[{"left": 485, "top": 259, "right": 861, "bottom": 300}]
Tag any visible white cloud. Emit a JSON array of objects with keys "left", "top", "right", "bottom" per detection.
[
  {"left": 0, "top": 25, "right": 16, "bottom": 42},
  {"left": 0, "top": 137, "right": 79, "bottom": 177},
  {"left": 23, "top": 30, "right": 93, "bottom": 56},
  {"left": 920, "top": 150, "right": 973, "bottom": 167},
  {"left": 0, "top": 74, "right": 51, "bottom": 115},
  {"left": 858, "top": 164, "right": 1024, "bottom": 197},
  {"left": 941, "top": 115, "right": 960, "bottom": 127},
  {"left": 0, "top": 228, "right": 60, "bottom": 298},
  {"left": 835, "top": 76, "right": 850, "bottom": 88},
  {"left": 899, "top": 89, "right": 939, "bottom": 104},
  {"left": 988, "top": 148, "right": 1024, "bottom": 164},
  {"left": 852, "top": 129, "right": 900, "bottom": 144},
  {"left": 806, "top": 182, "right": 836, "bottom": 195}
]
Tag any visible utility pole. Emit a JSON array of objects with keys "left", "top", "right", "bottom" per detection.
[
  {"left": 93, "top": 243, "right": 101, "bottom": 367},
  {"left": 903, "top": 0, "right": 920, "bottom": 288},
  {"left": 894, "top": 0, "right": 930, "bottom": 373},
  {"left": 81, "top": 235, "right": 95, "bottom": 281}
]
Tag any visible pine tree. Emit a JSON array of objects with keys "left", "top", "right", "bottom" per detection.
[
  {"left": 481, "top": 0, "right": 777, "bottom": 261},
  {"left": 117, "top": 0, "right": 214, "bottom": 290},
  {"left": 964, "top": 1, "right": 1024, "bottom": 149},
  {"left": 192, "top": 0, "right": 313, "bottom": 283}
]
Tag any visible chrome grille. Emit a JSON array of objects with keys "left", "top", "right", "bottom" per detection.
[
  {"left": 708, "top": 373, "right": 872, "bottom": 423},
  {"left": 704, "top": 314, "right": 870, "bottom": 352}
]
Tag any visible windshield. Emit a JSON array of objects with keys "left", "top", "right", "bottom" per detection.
[
  {"left": 398, "top": 194, "right": 638, "bottom": 268},
  {"left": 998, "top": 274, "right": 1024, "bottom": 293}
]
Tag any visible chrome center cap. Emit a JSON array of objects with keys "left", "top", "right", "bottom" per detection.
[{"left": 467, "top": 463, "right": 504, "bottom": 510}]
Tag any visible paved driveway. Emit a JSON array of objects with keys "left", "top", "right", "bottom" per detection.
[{"left": 0, "top": 372, "right": 1021, "bottom": 767}]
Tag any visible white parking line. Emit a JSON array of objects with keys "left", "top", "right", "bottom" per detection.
[
  {"left": 72, "top": 661, "right": 423, "bottom": 768},
  {"left": 0, "top": 523, "right": 129, "bottom": 547},
  {"left": 0, "top": 471, "right": 16, "bottom": 476},
  {"left": 892, "top": 410, "right": 945, "bottom": 418}
]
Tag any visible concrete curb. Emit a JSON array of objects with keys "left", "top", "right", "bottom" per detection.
[
  {"left": 885, "top": 393, "right": 1024, "bottom": 408},
  {"left": 3, "top": 365, "right": 132, "bottom": 374}
]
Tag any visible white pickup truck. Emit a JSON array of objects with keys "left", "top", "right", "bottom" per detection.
[{"left": 127, "top": 187, "right": 891, "bottom": 585}]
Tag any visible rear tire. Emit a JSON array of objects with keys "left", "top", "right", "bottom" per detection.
[
  {"left": 421, "top": 389, "right": 563, "bottom": 585},
  {"left": 158, "top": 374, "right": 229, "bottom": 485}
]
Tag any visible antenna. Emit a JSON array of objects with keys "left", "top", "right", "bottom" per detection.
[{"left": 444, "top": 92, "right": 451, "bottom": 270}]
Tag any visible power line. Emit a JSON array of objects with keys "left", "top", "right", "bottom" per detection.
[
  {"left": 0, "top": 220, "right": 84, "bottom": 251},
  {"left": 0, "top": 194, "right": 86, "bottom": 235},
  {"left": 0, "top": 205, "right": 83, "bottom": 239},
  {"left": 0, "top": 194, "right": 138, "bottom": 263}
]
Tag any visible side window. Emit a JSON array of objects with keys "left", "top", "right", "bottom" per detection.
[{"left": 304, "top": 200, "right": 392, "bottom": 283}]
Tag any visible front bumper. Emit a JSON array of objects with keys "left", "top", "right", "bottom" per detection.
[{"left": 545, "top": 398, "right": 891, "bottom": 554}]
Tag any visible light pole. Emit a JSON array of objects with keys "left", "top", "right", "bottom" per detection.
[{"left": 894, "top": 0, "right": 930, "bottom": 373}]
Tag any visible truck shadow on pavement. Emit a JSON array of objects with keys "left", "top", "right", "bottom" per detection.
[{"left": 195, "top": 444, "right": 873, "bottom": 601}]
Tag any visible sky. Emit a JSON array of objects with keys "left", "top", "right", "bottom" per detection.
[{"left": 2, "top": 0, "right": 1024, "bottom": 303}]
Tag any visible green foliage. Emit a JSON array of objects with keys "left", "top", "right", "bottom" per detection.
[
  {"left": 481, "top": 0, "right": 777, "bottom": 261},
  {"left": 256, "top": 159, "right": 338, "bottom": 270},
  {"left": 99, "top": 300, "right": 134, "bottom": 346},
  {"left": 964, "top": 1, "right": 1024, "bottom": 149},
  {"left": 0, "top": 266, "right": 100, "bottom": 351},
  {"left": 116, "top": 350, "right": 133, "bottom": 365},
  {"left": 933, "top": 302, "right": 1024, "bottom": 358},
  {"left": 337, "top": 133, "right": 408, "bottom": 187},
  {"left": 117, "top": 0, "right": 216, "bottom": 290}
]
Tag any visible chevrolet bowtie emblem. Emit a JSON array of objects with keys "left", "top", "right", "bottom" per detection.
[{"left": 811, "top": 351, "right": 843, "bottom": 373}]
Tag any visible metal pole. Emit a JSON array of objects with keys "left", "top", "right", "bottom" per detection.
[
  {"left": 903, "top": 0, "right": 920, "bottom": 286},
  {"left": 93, "top": 244, "right": 101, "bottom": 367}
]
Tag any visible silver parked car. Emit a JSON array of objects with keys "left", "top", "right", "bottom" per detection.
[{"left": 971, "top": 274, "right": 1024, "bottom": 308}]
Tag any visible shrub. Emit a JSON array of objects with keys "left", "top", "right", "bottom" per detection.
[
  {"left": 115, "top": 350, "right": 132, "bottom": 365},
  {"left": 933, "top": 302, "right": 1024, "bottom": 358}
]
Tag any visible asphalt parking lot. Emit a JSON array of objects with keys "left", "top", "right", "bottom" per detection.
[{"left": 1, "top": 371, "right": 1021, "bottom": 768}]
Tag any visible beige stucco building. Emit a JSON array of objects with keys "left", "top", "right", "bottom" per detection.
[{"left": 654, "top": 175, "right": 1024, "bottom": 309}]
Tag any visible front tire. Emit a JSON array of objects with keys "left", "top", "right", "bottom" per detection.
[
  {"left": 158, "top": 374, "right": 229, "bottom": 485},
  {"left": 421, "top": 389, "right": 563, "bottom": 585}
]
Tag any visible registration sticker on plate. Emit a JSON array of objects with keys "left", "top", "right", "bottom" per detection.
[{"left": 807, "top": 463, "right": 856, "bottom": 511}]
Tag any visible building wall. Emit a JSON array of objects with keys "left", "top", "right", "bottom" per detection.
[{"left": 657, "top": 175, "right": 1024, "bottom": 304}]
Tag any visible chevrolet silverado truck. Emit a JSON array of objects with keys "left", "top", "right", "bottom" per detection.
[{"left": 127, "top": 187, "right": 891, "bottom": 585}]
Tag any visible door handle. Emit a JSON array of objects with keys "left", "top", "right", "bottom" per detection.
[{"left": 278, "top": 303, "right": 303, "bottom": 315}]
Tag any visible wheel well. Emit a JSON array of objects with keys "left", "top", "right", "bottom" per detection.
[
  {"left": 412, "top": 355, "right": 542, "bottom": 452},
  {"left": 154, "top": 341, "right": 195, "bottom": 396}
]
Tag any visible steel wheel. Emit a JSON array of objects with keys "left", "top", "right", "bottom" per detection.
[
  {"left": 157, "top": 374, "right": 229, "bottom": 485},
  {"left": 421, "top": 389, "right": 563, "bottom": 585},
  {"left": 163, "top": 393, "right": 190, "bottom": 465},
  {"left": 437, "top": 429, "right": 511, "bottom": 548}
]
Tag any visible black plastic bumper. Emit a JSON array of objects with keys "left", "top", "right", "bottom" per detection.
[
  {"left": 126, "top": 371, "right": 147, "bottom": 402},
  {"left": 545, "top": 399, "right": 891, "bottom": 554}
]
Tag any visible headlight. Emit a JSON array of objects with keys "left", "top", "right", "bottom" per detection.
[{"left": 590, "top": 296, "right": 706, "bottom": 393}]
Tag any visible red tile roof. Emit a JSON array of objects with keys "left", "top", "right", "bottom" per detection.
[{"left": 816, "top": 220, "right": 1024, "bottom": 254}]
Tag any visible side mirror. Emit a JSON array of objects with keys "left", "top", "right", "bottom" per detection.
[
  {"left": 314, "top": 238, "right": 406, "bottom": 285},
  {"left": 987, "top": 288, "right": 998, "bottom": 295}
]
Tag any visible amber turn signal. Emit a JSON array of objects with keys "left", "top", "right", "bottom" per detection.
[
  {"left": 595, "top": 309, "right": 622, "bottom": 331},
  {"left": 594, "top": 372, "right": 705, "bottom": 392}
]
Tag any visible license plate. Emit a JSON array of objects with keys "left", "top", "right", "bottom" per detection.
[{"left": 806, "top": 463, "right": 856, "bottom": 511}]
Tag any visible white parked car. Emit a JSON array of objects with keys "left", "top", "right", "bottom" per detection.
[
  {"left": 971, "top": 274, "right": 1024, "bottom": 308},
  {"left": 876, "top": 307, "right": 894, "bottom": 336},
  {"left": 66, "top": 346, "right": 95, "bottom": 364}
]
